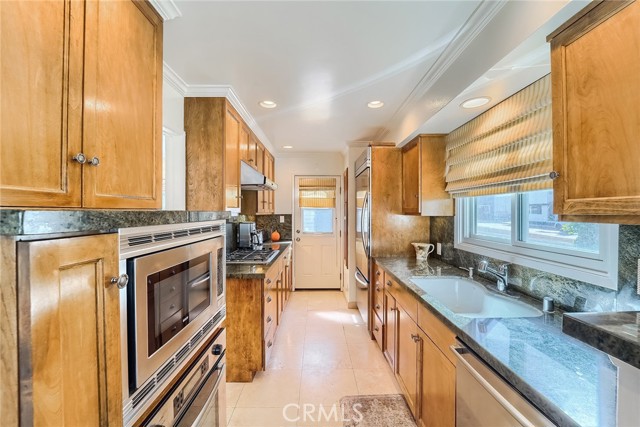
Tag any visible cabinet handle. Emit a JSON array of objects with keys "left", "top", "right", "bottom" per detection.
[
  {"left": 110, "top": 274, "right": 128, "bottom": 289},
  {"left": 88, "top": 156, "right": 100, "bottom": 166},
  {"left": 386, "top": 280, "right": 392, "bottom": 287},
  {"left": 376, "top": 286, "right": 381, "bottom": 292},
  {"left": 389, "top": 307, "right": 398, "bottom": 312},
  {"left": 411, "top": 334, "right": 420, "bottom": 342},
  {"left": 249, "top": 158, "right": 254, "bottom": 163},
  {"left": 375, "top": 304, "right": 381, "bottom": 310},
  {"left": 267, "top": 296, "right": 272, "bottom": 303},
  {"left": 376, "top": 271, "right": 381, "bottom": 276},
  {"left": 267, "top": 340, "right": 273, "bottom": 348},
  {"left": 266, "top": 279, "right": 272, "bottom": 284},
  {"left": 549, "top": 171, "right": 560, "bottom": 180},
  {"left": 170, "top": 304, "right": 175, "bottom": 310},
  {"left": 72, "top": 153, "right": 87, "bottom": 164},
  {"left": 266, "top": 316, "right": 272, "bottom": 324},
  {"left": 236, "top": 195, "right": 243, "bottom": 199}
]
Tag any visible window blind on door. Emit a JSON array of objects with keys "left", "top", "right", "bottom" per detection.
[
  {"left": 444, "top": 75, "right": 553, "bottom": 198},
  {"left": 298, "top": 177, "right": 337, "bottom": 208}
]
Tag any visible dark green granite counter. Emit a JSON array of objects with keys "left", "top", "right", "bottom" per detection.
[
  {"left": 375, "top": 256, "right": 617, "bottom": 427},
  {"left": 564, "top": 311, "right": 640, "bottom": 369},
  {"left": 226, "top": 242, "right": 291, "bottom": 279},
  {"left": 0, "top": 209, "right": 229, "bottom": 236}
]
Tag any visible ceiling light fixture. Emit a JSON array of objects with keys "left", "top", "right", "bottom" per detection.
[
  {"left": 259, "top": 100, "right": 277, "bottom": 109},
  {"left": 367, "top": 100, "right": 384, "bottom": 109},
  {"left": 461, "top": 97, "right": 491, "bottom": 109},
  {"left": 282, "top": 145, "right": 293, "bottom": 149}
]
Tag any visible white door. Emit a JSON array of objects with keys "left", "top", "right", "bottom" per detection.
[{"left": 294, "top": 176, "right": 341, "bottom": 289}]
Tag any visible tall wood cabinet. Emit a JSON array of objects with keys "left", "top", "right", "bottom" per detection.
[
  {"left": 1, "top": 234, "right": 123, "bottom": 426},
  {"left": 548, "top": 0, "right": 640, "bottom": 224},
  {"left": 401, "top": 135, "right": 453, "bottom": 216},
  {"left": 0, "top": 0, "right": 163, "bottom": 209},
  {"left": 185, "top": 98, "right": 242, "bottom": 210}
]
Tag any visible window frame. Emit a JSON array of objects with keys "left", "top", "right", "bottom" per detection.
[{"left": 455, "top": 192, "right": 619, "bottom": 290}]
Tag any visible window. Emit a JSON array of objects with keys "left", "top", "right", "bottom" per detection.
[
  {"left": 456, "top": 189, "right": 618, "bottom": 289},
  {"left": 301, "top": 208, "right": 334, "bottom": 233}
]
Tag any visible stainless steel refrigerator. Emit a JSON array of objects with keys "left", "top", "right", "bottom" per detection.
[{"left": 355, "top": 148, "right": 371, "bottom": 328}]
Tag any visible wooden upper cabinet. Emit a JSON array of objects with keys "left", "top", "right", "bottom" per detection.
[
  {"left": 83, "top": 0, "right": 162, "bottom": 208},
  {"left": 0, "top": 0, "right": 163, "bottom": 209},
  {"left": 185, "top": 98, "right": 243, "bottom": 211},
  {"left": 402, "top": 141, "right": 420, "bottom": 214},
  {"left": 254, "top": 135, "right": 265, "bottom": 173},
  {"left": 402, "top": 135, "right": 453, "bottom": 216},
  {"left": 265, "top": 152, "right": 275, "bottom": 213},
  {"left": 225, "top": 106, "right": 241, "bottom": 209},
  {"left": 17, "top": 234, "right": 122, "bottom": 426},
  {"left": 0, "top": 0, "right": 84, "bottom": 207},
  {"left": 239, "top": 124, "right": 251, "bottom": 167},
  {"left": 548, "top": 0, "right": 640, "bottom": 223}
]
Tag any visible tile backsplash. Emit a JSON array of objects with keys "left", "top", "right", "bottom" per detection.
[
  {"left": 256, "top": 214, "right": 292, "bottom": 241},
  {"left": 429, "top": 216, "right": 640, "bottom": 312}
]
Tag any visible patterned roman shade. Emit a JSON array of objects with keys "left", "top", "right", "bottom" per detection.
[
  {"left": 298, "top": 177, "right": 337, "bottom": 208},
  {"left": 445, "top": 75, "right": 552, "bottom": 197}
]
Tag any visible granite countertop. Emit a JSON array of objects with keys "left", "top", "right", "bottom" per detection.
[
  {"left": 226, "top": 242, "right": 291, "bottom": 279},
  {"left": 375, "top": 256, "right": 617, "bottom": 427},
  {"left": 563, "top": 311, "right": 640, "bottom": 369},
  {"left": 0, "top": 209, "right": 229, "bottom": 236}
]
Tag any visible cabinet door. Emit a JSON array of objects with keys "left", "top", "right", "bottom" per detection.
[
  {"left": 240, "top": 124, "right": 251, "bottom": 167},
  {"left": 419, "top": 330, "right": 455, "bottom": 427},
  {"left": 383, "top": 293, "right": 397, "bottom": 370},
  {"left": 225, "top": 106, "right": 241, "bottom": 209},
  {"left": 17, "top": 234, "right": 122, "bottom": 426},
  {"left": 402, "top": 141, "right": 420, "bottom": 215},
  {"left": 397, "top": 304, "right": 419, "bottom": 418},
  {"left": 265, "top": 152, "right": 275, "bottom": 213},
  {"left": 550, "top": 1, "right": 640, "bottom": 220},
  {"left": 0, "top": 0, "right": 84, "bottom": 207},
  {"left": 82, "top": 0, "right": 162, "bottom": 209},
  {"left": 256, "top": 140, "right": 266, "bottom": 174}
]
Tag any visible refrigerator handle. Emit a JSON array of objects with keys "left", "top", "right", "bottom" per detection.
[
  {"left": 363, "top": 192, "right": 370, "bottom": 258},
  {"left": 355, "top": 269, "right": 369, "bottom": 288}
]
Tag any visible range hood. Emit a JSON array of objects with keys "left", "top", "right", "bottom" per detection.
[{"left": 240, "top": 161, "right": 277, "bottom": 191}]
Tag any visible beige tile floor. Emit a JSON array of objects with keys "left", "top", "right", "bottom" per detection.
[{"left": 226, "top": 290, "right": 401, "bottom": 426}]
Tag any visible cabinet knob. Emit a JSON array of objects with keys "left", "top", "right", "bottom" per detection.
[
  {"left": 266, "top": 279, "right": 272, "bottom": 284},
  {"left": 549, "top": 171, "right": 560, "bottom": 180},
  {"left": 386, "top": 280, "right": 392, "bottom": 287},
  {"left": 72, "top": 153, "right": 87, "bottom": 164},
  {"left": 376, "top": 271, "right": 381, "bottom": 276},
  {"left": 375, "top": 304, "right": 381, "bottom": 310},
  {"left": 266, "top": 316, "right": 272, "bottom": 324},
  {"left": 374, "top": 326, "right": 380, "bottom": 332},
  {"left": 267, "top": 296, "right": 272, "bottom": 303},
  {"left": 88, "top": 156, "right": 100, "bottom": 166},
  {"left": 110, "top": 274, "right": 128, "bottom": 289},
  {"left": 411, "top": 334, "right": 420, "bottom": 342}
]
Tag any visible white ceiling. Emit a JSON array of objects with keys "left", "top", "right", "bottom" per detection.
[{"left": 162, "top": 0, "right": 588, "bottom": 153}]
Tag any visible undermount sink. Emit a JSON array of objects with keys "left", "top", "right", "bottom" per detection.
[{"left": 410, "top": 277, "right": 543, "bottom": 318}]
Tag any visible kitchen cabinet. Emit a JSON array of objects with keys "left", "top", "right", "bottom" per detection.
[
  {"left": 185, "top": 98, "right": 243, "bottom": 210},
  {"left": 255, "top": 137, "right": 266, "bottom": 173},
  {"left": 279, "top": 245, "right": 293, "bottom": 317},
  {"left": 1, "top": 234, "right": 123, "bottom": 426},
  {"left": 401, "top": 135, "right": 453, "bottom": 216},
  {"left": 240, "top": 139, "right": 276, "bottom": 216},
  {"left": 226, "top": 253, "right": 287, "bottom": 382},
  {"left": 378, "top": 264, "right": 457, "bottom": 427},
  {"left": 240, "top": 124, "right": 251, "bottom": 168},
  {"left": 372, "top": 263, "right": 385, "bottom": 350},
  {"left": 548, "top": 0, "right": 640, "bottom": 224},
  {"left": 1, "top": 0, "right": 163, "bottom": 209},
  {"left": 265, "top": 152, "right": 276, "bottom": 213}
]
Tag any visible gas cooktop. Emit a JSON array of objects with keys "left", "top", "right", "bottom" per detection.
[{"left": 226, "top": 248, "right": 279, "bottom": 265}]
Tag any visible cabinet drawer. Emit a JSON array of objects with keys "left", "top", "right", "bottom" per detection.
[
  {"left": 264, "top": 290, "right": 277, "bottom": 335},
  {"left": 385, "top": 275, "right": 417, "bottom": 322},
  {"left": 264, "top": 324, "right": 276, "bottom": 366},
  {"left": 372, "top": 312, "right": 383, "bottom": 351},
  {"left": 417, "top": 303, "right": 457, "bottom": 365},
  {"left": 373, "top": 264, "right": 385, "bottom": 319}
]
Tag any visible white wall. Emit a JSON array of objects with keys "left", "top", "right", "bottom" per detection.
[
  {"left": 274, "top": 152, "right": 345, "bottom": 214},
  {"left": 162, "top": 80, "right": 186, "bottom": 210},
  {"left": 343, "top": 146, "right": 367, "bottom": 305}
]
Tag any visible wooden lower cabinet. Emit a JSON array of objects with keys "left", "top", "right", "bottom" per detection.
[
  {"left": 419, "top": 330, "right": 455, "bottom": 427},
  {"left": 396, "top": 303, "right": 420, "bottom": 418},
  {"left": 378, "top": 264, "right": 456, "bottom": 427},
  {"left": 226, "top": 254, "right": 287, "bottom": 382},
  {"left": 11, "top": 234, "right": 123, "bottom": 426}
]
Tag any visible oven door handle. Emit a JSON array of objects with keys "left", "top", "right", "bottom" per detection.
[{"left": 188, "top": 273, "right": 211, "bottom": 288}]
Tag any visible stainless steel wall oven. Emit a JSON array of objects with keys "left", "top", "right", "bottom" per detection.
[{"left": 119, "top": 220, "right": 226, "bottom": 426}]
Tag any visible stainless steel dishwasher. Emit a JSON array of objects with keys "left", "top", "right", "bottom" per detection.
[{"left": 451, "top": 342, "right": 555, "bottom": 427}]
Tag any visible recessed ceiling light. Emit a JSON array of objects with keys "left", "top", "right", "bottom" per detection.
[
  {"left": 282, "top": 145, "right": 293, "bottom": 149},
  {"left": 259, "top": 100, "right": 277, "bottom": 109},
  {"left": 367, "top": 100, "right": 384, "bottom": 109},
  {"left": 461, "top": 97, "right": 491, "bottom": 109}
]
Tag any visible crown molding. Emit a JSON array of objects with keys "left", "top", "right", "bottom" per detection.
[
  {"left": 163, "top": 63, "right": 274, "bottom": 153},
  {"left": 149, "top": 0, "right": 182, "bottom": 21}
]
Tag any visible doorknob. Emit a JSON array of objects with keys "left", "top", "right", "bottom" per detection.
[{"left": 296, "top": 238, "right": 300, "bottom": 242}]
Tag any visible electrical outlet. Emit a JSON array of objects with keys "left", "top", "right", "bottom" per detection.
[
  {"left": 436, "top": 242, "right": 442, "bottom": 255},
  {"left": 279, "top": 215, "right": 285, "bottom": 223}
]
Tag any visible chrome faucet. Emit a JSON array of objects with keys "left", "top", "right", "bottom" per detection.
[{"left": 478, "top": 260, "right": 509, "bottom": 292}]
